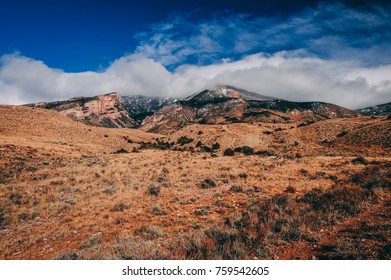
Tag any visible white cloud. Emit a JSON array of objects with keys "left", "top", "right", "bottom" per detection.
[
  {"left": 170, "top": 52, "right": 391, "bottom": 109},
  {"left": 0, "top": 53, "right": 172, "bottom": 104},
  {"left": 1, "top": 51, "right": 390, "bottom": 109}
]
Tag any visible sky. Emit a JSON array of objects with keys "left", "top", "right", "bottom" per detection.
[{"left": 0, "top": 0, "right": 390, "bottom": 109}]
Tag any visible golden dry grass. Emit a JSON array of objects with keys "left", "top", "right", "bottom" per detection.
[{"left": 0, "top": 105, "right": 390, "bottom": 259}]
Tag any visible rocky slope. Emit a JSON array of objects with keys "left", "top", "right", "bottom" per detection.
[
  {"left": 121, "top": 95, "right": 175, "bottom": 124},
  {"left": 28, "top": 93, "right": 136, "bottom": 128},
  {"left": 355, "top": 102, "right": 391, "bottom": 116},
  {"left": 140, "top": 85, "right": 359, "bottom": 132}
]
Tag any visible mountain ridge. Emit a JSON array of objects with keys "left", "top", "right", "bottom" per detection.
[
  {"left": 140, "top": 85, "right": 359, "bottom": 132},
  {"left": 25, "top": 85, "right": 361, "bottom": 132},
  {"left": 355, "top": 102, "right": 391, "bottom": 116}
]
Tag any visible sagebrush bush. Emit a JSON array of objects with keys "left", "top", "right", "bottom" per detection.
[
  {"left": 200, "top": 178, "right": 216, "bottom": 189},
  {"left": 147, "top": 184, "right": 160, "bottom": 196},
  {"left": 223, "top": 148, "right": 235, "bottom": 156}
]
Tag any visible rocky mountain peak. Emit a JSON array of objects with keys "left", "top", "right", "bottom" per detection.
[{"left": 181, "top": 85, "right": 275, "bottom": 107}]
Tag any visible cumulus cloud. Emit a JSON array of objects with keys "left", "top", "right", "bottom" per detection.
[
  {"left": 0, "top": 54, "right": 172, "bottom": 104},
  {"left": 1, "top": 51, "right": 390, "bottom": 109},
  {"left": 170, "top": 52, "right": 391, "bottom": 109},
  {"left": 0, "top": 3, "right": 390, "bottom": 109}
]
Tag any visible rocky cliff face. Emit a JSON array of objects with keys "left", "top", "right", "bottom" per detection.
[
  {"left": 140, "top": 103, "right": 196, "bottom": 132},
  {"left": 30, "top": 93, "right": 137, "bottom": 128},
  {"left": 139, "top": 85, "right": 359, "bottom": 132},
  {"left": 121, "top": 95, "right": 175, "bottom": 124}
]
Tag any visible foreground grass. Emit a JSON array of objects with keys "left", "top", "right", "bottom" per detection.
[{"left": 57, "top": 162, "right": 390, "bottom": 260}]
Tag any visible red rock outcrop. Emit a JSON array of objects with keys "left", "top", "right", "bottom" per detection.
[{"left": 29, "top": 93, "right": 136, "bottom": 128}]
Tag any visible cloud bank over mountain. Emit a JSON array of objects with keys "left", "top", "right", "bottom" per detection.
[{"left": 0, "top": 2, "right": 390, "bottom": 109}]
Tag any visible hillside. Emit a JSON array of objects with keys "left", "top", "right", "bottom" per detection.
[
  {"left": 355, "top": 102, "right": 391, "bottom": 116},
  {"left": 0, "top": 105, "right": 157, "bottom": 154},
  {"left": 157, "top": 115, "right": 390, "bottom": 156}
]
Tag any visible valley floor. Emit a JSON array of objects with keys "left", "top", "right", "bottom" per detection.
[{"left": 1, "top": 149, "right": 390, "bottom": 259}]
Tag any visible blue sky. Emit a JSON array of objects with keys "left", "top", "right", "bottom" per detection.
[
  {"left": 0, "top": 0, "right": 390, "bottom": 108},
  {"left": 0, "top": 0, "right": 324, "bottom": 72}
]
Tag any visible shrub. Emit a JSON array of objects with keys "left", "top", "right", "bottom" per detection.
[
  {"left": 230, "top": 185, "right": 243, "bottom": 193},
  {"left": 299, "top": 169, "right": 309, "bottom": 176},
  {"left": 255, "top": 150, "right": 276, "bottom": 157},
  {"left": 177, "top": 136, "right": 194, "bottom": 146},
  {"left": 352, "top": 156, "right": 368, "bottom": 165},
  {"left": 9, "top": 193, "right": 22, "bottom": 205},
  {"left": 200, "top": 178, "right": 216, "bottom": 189},
  {"left": 79, "top": 232, "right": 102, "bottom": 249},
  {"left": 200, "top": 146, "right": 212, "bottom": 152},
  {"left": 147, "top": 184, "right": 160, "bottom": 196},
  {"left": 223, "top": 148, "right": 235, "bottom": 156},
  {"left": 0, "top": 211, "right": 4, "bottom": 227},
  {"left": 56, "top": 251, "right": 79, "bottom": 260},
  {"left": 242, "top": 146, "right": 254, "bottom": 155},
  {"left": 297, "top": 121, "right": 315, "bottom": 127},
  {"left": 114, "top": 148, "right": 127, "bottom": 154},
  {"left": 134, "top": 226, "right": 165, "bottom": 240},
  {"left": 285, "top": 186, "right": 297, "bottom": 193},
  {"left": 193, "top": 207, "right": 210, "bottom": 216},
  {"left": 233, "top": 146, "right": 255, "bottom": 154},
  {"left": 212, "top": 143, "right": 220, "bottom": 150},
  {"left": 150, "top": 206, "right": 167, "bottom": 216},
  {"left": 337, "top": 131, "right": 349, "bottom": 137},
  {"left": 111, "top": 202, "right": 129, "bottom": 212},
  {"left": 17, "top": 212, "right": 29, "bottom": 220}
]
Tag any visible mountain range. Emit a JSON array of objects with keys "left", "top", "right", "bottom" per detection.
[{"left": 27, "top": 85, "right": 385, "bottom": 133}]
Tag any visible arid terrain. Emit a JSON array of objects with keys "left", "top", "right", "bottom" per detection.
[{"left": 0, "top": 102, "right": 390, "bottom": 260}]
